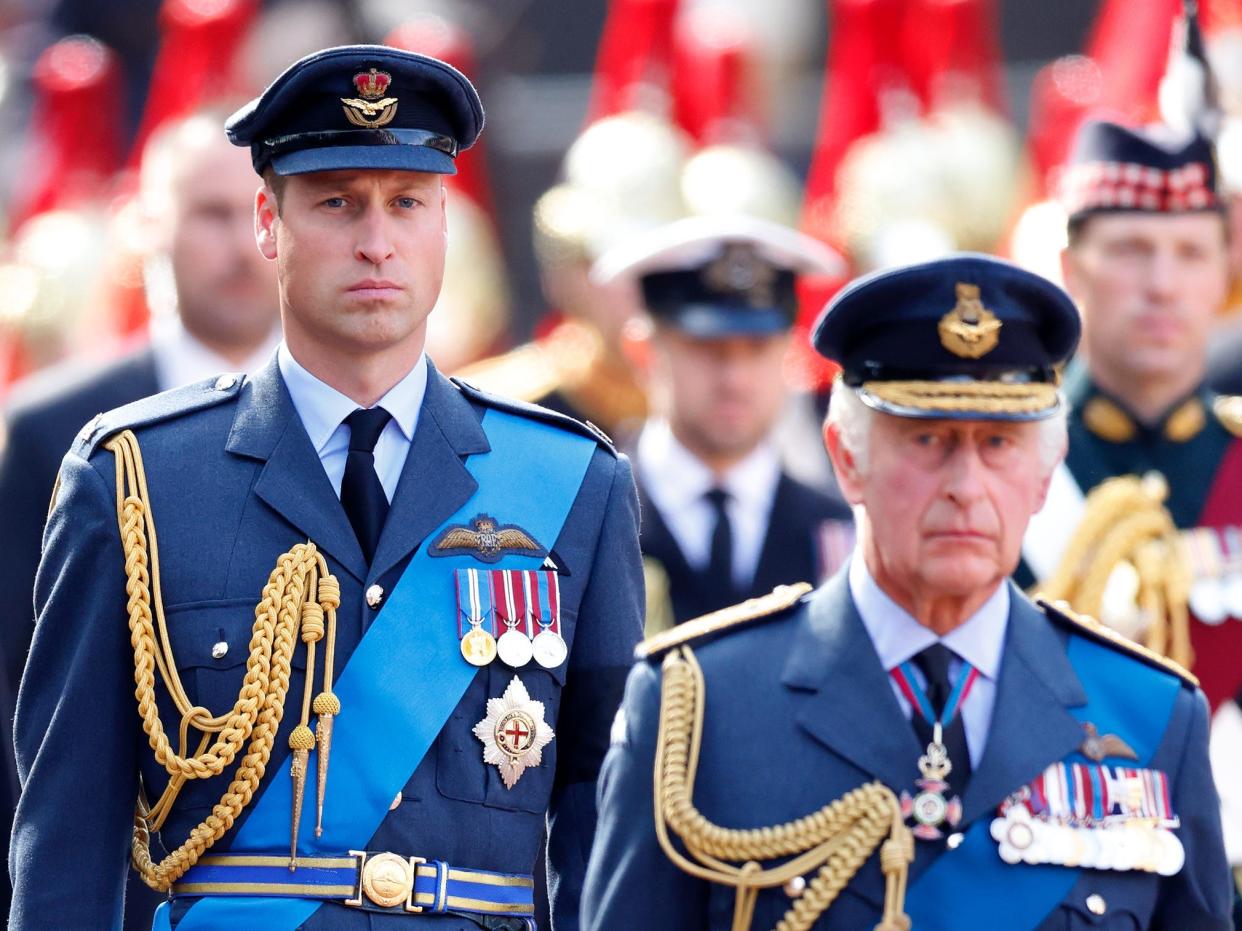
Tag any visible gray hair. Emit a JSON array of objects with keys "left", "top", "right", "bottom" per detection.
[{"left": 825, "top": 382, "right": 1068, "bottom": 476}]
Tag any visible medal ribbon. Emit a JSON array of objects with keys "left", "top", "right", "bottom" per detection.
[
  {"left": 890, "top": 658, "right": 979, "bottom": 735},
  {"left": 903, "top": 628, "right": 1182, "bottom": 930},
  {"left": 168, "top": 409, "right": 597, "bottom": 931},
  {"left": 456, "top": 568, "right": 494, "bottom": 640}
]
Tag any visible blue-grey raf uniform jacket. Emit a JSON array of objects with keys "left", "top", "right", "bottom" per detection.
[
  {"left": 10, "top": 357, "right": 644, "bottom": 931},
  {"left": 582, "top": 571, "right": 1232, "bottom": 930}
]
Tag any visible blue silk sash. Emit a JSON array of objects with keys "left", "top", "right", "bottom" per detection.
[
  {"left": 159, "top": 410, "right": 597, "bottom": 931},
  {"left": 903, "top": 635, "right": 1182, "bottom": 930}
]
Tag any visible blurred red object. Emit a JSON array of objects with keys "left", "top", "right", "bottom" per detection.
[
  {"left": 10, "top": 36, "right": 124, "bottom": 231},
  {"left": 587, "top": 0, "right": 680, "bottom": 121},
  {"left": 128, "top": 0, "right": 258, "bottom": 167}
]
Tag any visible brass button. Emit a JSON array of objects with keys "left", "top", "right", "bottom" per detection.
[
  {"left": 366, "top": 584, "right": 384, "bottom": 608},
  {"left": 946, "top": 832, "right": 964, "bottom": 850},
  {"left": 783, "top": 875, "right": 806, "bottom": 898},
  {"left": 389, "top": 792, "right": 402, "bottom": 811},
  {"left": 214, "top": 374, "right": 237, "bottom": 391},
  {"left": 211, "top": 640, "right": 229, "bottom": 660},
  {"left": 1085, "top": 893, "right": 1106, "bottom": 916}
]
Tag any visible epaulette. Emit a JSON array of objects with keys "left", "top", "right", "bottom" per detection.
[
  {"left": 1037, "top": 598, "right": 1198, "bottom": 688},
  {"left": 635, "top": 582, "right": 813, "bottom": 660},
  {"left": 454, "top": 342, "right": 563, "bottom": 407},
  {"left": 72, "top": 373, "right": 245, "bottom": 458},
  {"left": 1212, "top": 395, "right": 1242, "bottom": 438},
  {"left": 451, "top": 376, "right": 616, "bottom": 454}
]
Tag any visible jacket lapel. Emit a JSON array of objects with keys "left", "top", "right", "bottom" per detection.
[
  {"left": 226, "top": 358, "right": 368, "bottom": 582},
  {"left": 369, "top": 364, "right": 487, "bottom": 581},
  {"left": 960, "top": 589, "right": 1087, "bottom": 826},
  {"left": 782, "top": 571, "right": 925, "bottom": 794}
]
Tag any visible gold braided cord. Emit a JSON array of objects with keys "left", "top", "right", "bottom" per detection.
[
  {"left": 1035, "top": 474, "right": 1193, "bottom": 670},
  {"left": 862, "top": 380, "right": 1057, "bottom": 415},
  {"left": 105, "top": 430, "right": 340, "bottom": 891},
  {"left": 653, "top": 646, "right": 912, "bottom": 931}
]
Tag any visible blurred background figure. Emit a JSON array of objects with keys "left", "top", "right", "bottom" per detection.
[
  {"left": 0, "top": 106, "right": 279, "bottom": 930},
  {"left": 594, "top": 215, "right": 850, "bottom": 632}
]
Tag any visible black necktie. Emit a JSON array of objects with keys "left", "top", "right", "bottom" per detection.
[
  {"left": 341, "top": 407, "right": 392, "bottom": 563},
  {"left": 704, "top": 488, "right": 737, "bottom": 601},
  {"left": 910, "top": 643, "right": 972, "bottom": 790}
]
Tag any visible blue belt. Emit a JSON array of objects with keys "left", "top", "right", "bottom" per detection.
[{"left": 172, "top": 852, "right": 534, "bottom": 918}]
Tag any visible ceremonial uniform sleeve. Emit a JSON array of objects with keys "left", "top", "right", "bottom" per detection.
[
  {"left": 1152, "top": 685, "right": 1233, "bottom": 929},
  {"left": 580, "top": 660, "right": 709, "bottom": 931},
  {"left": 547, "top": 451, "right": 644, "bottom": 931},
  {"left": 9, "top": 451, "right": 139, "bottom": 930}
]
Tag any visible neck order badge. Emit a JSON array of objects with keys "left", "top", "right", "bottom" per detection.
[{"left": 160, "top": 409, "right": 596, "bottom": 930}]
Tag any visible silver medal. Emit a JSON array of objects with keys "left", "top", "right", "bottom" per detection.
[
  {"left": 496, "top": 628, "right": 534, "bottom": 668},
  {"left": 532, "top": 629, "right": 568, "bottom": 668},
  {"left": 1189, "top": 577, "right": 1227, "bottom": 624}
]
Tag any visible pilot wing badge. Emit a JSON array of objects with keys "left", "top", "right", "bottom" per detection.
[{"left": 432, "top": 514, "right": 548, "bottom": 563}]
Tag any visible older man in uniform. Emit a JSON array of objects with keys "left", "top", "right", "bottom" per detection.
[
  {"left": 10, "top": 46, "right": 643, "bottom": 931},
  {"left": 582, "top": 254, "right": 1231, "bottom": 930},
  {"left": 1021, "top": 119, "right": 1242, "bottom": 714},
  {"left": 592, "top": 215, "right": 850, "bottom": 631}
]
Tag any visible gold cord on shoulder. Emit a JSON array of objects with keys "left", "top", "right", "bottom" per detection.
[
  {"left": 653, "top": 646, "right": 912, "bottom": 931},
  {"left": 105, "top": 430, "right": 342, "bottom": 890},
  {"left": 1034, "top": 473, "right": 1192, "bottom": 670}
]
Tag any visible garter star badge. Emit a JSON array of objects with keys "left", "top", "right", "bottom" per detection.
[
  {"left": 432, "top": 514, "right": 547, "bottom": 563},
  {"left": 938, "top": 282, "right": 1001, "bottom": 359},
  {"left": 474, "top": 676, "right": 554, "bottom": 789},
  {"left": 341, "top": 68, "right": 399, "bottom": 127}
]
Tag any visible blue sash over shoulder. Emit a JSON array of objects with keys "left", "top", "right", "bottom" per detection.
[{"left": 159, "top": 409, "right": 597, "bottom": 930}]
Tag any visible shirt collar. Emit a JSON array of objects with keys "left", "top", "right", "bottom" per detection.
[
  {"left": 277, "top": 344, "right": 427, "bottom": 454},
  {"left": 637, "top": 419, "right": 780, "bottom": 511},
  {"left": 848, "top": 553, "right": 1008, "bottom": 680}
]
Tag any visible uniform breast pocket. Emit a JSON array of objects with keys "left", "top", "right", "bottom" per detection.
[
  {"left": 436, "top": 662, "right": 565, "bottom": 814},
  {"left": 1042, "top": 882, "right": 1152, "bottom": 931},
  {"left": 164, "top": 597, "right": 309, "bottom": 720}
]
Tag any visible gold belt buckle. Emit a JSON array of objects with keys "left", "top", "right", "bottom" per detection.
[{"left": 344, "top": 850, "right": 428, "bottom": 913}]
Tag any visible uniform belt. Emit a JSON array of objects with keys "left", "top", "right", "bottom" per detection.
[{"left": 172, "top": 851, "right": 535, "bottom": 918}]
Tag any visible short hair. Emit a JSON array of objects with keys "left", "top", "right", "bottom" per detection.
[
  {"left": 825, "top": 380, "right": 1068, "bottom": 476},
  {"left": 261, "top": 167, "right": 287, "bottom": 214}
]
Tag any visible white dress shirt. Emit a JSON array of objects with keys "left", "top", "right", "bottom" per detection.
[
  {"left": 150, "top": 317, "right": 280, "bottom": 392},
  {"left": 277, "top": 345, "right": 428, "bottom": 502},
  {"left": 636, "top": 419, "right": 781, "bottom": 589},
  {"left": 849, "top": 554, "right": 1008, "bottom": 768}
]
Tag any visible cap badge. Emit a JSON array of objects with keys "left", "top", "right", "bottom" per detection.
[
  {"left": 703, "top": 243, "right": 776, "bottom": 307},
  {"left": 341, "top": 68, "right": 398, "bottom": 128},
  {"left": 938, "top": 283, "right": 1002, "bottom": 359}
]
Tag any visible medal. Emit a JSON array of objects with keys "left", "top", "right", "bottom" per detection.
[
  {"left": 457, "top": 568, "right": 497, "bottom": 666},
  {"left": 891, "top": 659, "right": 977, "bottom": 841},
  {"left": 1222, "top": 527, "right": 1242, "bottom": 619},
  {"left": 1187, "top": 529, "right": 1227, "bottom": 624},
  {"left": 529, "top": 569, "right": 568, "bottom": 669},
  {"left": 473, "top": 675, "right": 555, "bottom": 788},
  {"left": 494, "top": 570, "right": 533, "bottom": 668}
]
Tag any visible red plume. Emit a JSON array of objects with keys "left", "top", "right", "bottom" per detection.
[
  {"left": 128, "top": 0, "right": 258, "bottom": 167},
  {"left": 385, "top": 17, "right": 495, "bottom": 216},
  {"left": 11, "top": 36, "right": 124, "bottom": 231},
  {"left": 672, "top": 6, "right": 765, "bottom": 146},
  {"left": 587, "top": 0, "right": 680, "bottom": 121},
  {"left": 902, "top": 0, "right": 1005, "bottom": 112}
]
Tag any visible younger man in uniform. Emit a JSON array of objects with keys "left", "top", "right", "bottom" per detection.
[{"left": 11, "top": 46, "right": 642, "bottom": 931}]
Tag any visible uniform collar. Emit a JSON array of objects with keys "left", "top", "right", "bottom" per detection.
[
  {"left": 847, "top": 553, "right": 1008, "bottom": 681},
  {"left": 277, "top": 344, "right": 428, "bottom": 454},
  {"left": 1068, "top": 363, "right": 1210, "bottom": 444}
]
